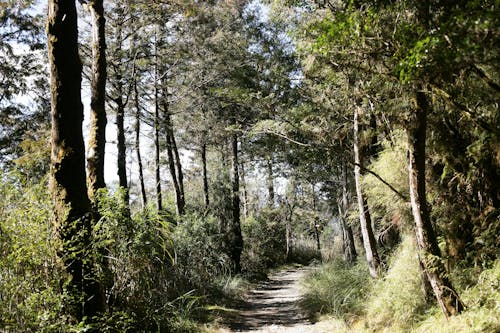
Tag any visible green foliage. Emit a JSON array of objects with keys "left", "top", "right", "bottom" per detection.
[
  {"left": 0, "top": 172, "right": 69, "bottom": 332},
  {"left": 300, "top": 259, "right": 371, "bottom": 320},
  {"left": 362, "top": 130, "right": 411, "bottom": 228},
  {"left": 415, "top": 260, "right": 500, "bottom": 333},
  {"left": 171, "top": 213, "right": 232, "bottom": 293},
  {"left": 241, "top": 209, "right": 288, "bottom": 278}
]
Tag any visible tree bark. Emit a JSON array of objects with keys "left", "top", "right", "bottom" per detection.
[
  {"left": 86, "top": 0, "right": 107, "bottom": 200},
  {"left": 201, "top": 142, "right": 209, "bottom": 210},
  {"left": 340, "top": 158, "right": 357, "bottom": 263},
  {"left": 408, "top": 87, "right": 464, "bottom": 317},
  {"left": 230, "top": 134, "right": 243, "bottom": 273},
  {"left": 267, "top": 156, "right": 275, "bottom": 207},
  {"left": 164, "top": 108, "right": 185, "bottom": 215},
  {"left": 133, "top": 74, "right": 147, "bottom": 207},
  {"left": 354, "top": 106, "right": 380, "bottom": 278},
  {"left": 153, "top": 34, "right": 162, "bottom": 211},
  {"left": 311, "top": 183, "right": 321, "bottom": 253},
  {"left": 170, "top": 122, "right": 185, "bottom": 213},
  {"left": 47, "top": 0, "right": 104, "bottom": 320},
  {"left": 240, "top": 159, "right": 249, "bottom": 220},
  {"left": 116, "top": 98, "right": 128, "bottom": 191}
]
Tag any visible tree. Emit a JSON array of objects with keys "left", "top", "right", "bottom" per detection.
[
  {"left": 47, "top": 0, "right": 104, "bottom": 321},
  {"left": 408, "top": 86, "right": 464, "bottom": 316},
  {"left": 86, "top": 0, "right": 108, "bottom": 200}
]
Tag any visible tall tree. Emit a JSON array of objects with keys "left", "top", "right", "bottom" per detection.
[
  {"left": 47, "top": 0, "right": 104, "bottom": 321},
  {"left": 408, "top": 86, "right": 464, "bottom": 316},
  {"left": 86, "top": 0, "right": 107, "bottom": 200}
]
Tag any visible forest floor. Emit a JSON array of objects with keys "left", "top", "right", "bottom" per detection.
[{"left": 205, "top": 265, "right": 341, "bottom": 333}]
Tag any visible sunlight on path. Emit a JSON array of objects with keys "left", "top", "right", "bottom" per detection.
[{"left": 226, "top": 266, "right": 328, "bottom": 333}]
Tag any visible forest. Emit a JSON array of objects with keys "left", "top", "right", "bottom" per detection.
[{"left": 0, "top": 0, "right": 498, "bottom": 332}]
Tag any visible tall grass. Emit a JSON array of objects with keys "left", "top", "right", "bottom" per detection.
[
  {"left": 300, "top": 259, "right": 371, "bottom": 321},
  {"left": 365, "top": 235, "right": 427, "bottom": 331}
]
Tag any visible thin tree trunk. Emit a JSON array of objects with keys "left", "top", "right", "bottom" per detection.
[
  {"left": 340, "top": 158, "right": 357, "bottom": 263},
  {"left": 153, "top": 34, "right": 162, "bottom": 211},
  {"left": 408, "top": 87, "right": 464, "bottom": 316},
  {"left": 170, "top": 124, "right": 185, "bottom": 212},
  {"left": 230, "top": 134, "right": 243, "bottom": 273},
  {"left": 165, "top": 125, "right": 182, "bottom": 215},
  {"left": 116, "top": 99, "right": 128, "bottom": 191},
  {"left": 47, "top": 0, "right": 104, "bottom": 320},
  {"left": 354, "top": 106, "right": 380, "bottom": 278},
  {"left": 201, "top": 142, "right": 209, "bottom": 210},
  {"left": 311, "top": 183, "right": 321, "bottom": 253},
  {"left": 133, "top": 75, "right": 147, "bottom": 208},
  {"left": 240, "top": 160, "right": 249, "bottom": 220},
  {"left": 267, "top": 156, "right": 275, "bottom": 207},
  {"left": 164, "top": 110, "right": 185, "bottom": 215},
  {"left": 86, "top": 0, "right": 107, "bottom": 200}
]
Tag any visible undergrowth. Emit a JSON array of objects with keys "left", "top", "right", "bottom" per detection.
[
  {"left": 300, "top": 259, "right": 371, "bottom": 321},
  {"left": 300, "top": 234, "right": 500, "bottom": 332}
]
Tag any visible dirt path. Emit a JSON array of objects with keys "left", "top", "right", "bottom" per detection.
[{"left": 226, "top": 266, "right": 315, "bottom": 332}]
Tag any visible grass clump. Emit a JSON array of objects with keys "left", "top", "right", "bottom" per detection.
[
  {"left": 365, "top": 235, "right": 427, "bottom": 331},
  {"left": 300, "top": 259, "right": 371, "bottom": 321}
]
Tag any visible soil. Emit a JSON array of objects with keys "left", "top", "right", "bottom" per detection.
[{"left": 225, "top": 266, "right": 317, "bottom": 333}]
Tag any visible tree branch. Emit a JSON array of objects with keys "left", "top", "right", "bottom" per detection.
[{"left": 350, "top": 161, "right": 408, "bottom": 201}]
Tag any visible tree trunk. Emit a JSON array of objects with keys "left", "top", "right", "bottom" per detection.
[
  {"left": 133, "top": 75, "right": 147, "bottom": 208},
  {"left": 340, "top": 158, "right": 357, "bottom": 263},
  {"left": 354, "top": 106, "right": 380, "bottom": 278},
  {"left": 86, "top": 0, "right": 107, "bottom": 200},
  {"left": 240, "top": 159, "right": 249, "bottom": 220},
  {"left": 153, "top": 36, "right": 162, "bottom": 211},
  {"left": 170, "top": 123, "right": 185, "bottom": 213},
  {"left": 408, "top": 87, "right": 464, "bottom": 316},
  {"left": 230, "top": 134, "right": 243, "bottom": 273},
  {"left": 267, "top": 156, "right": 275, "bottom": 207},
  {"left": 164, "top": 109, "right": 185, "bottom": 215},
  {"left": 164, "top": 124, "right": 182, "bottom": 215},
  {"left": 116, "top": 98, "right": 128, "bottom": 191},
  {"left": 201, "top": 141, "right": 209, "bottom": 210},
  {"left": 311, "top": 183, "right": 321, "bottom": 253},
  {"left": 47, "top": 0, "right": 104, "bottom": 320}
]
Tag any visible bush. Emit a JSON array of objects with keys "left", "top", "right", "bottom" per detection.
[
  {"left": 0, "top": 173, "right": 70, "bottom": 332},
  {"left": 241, "top": 209, "right": 288, "bottom": 278}
]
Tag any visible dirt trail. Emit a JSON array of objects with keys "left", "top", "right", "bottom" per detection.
[{"left": 226, "top": 266, "right": 316, "bottom": 333}]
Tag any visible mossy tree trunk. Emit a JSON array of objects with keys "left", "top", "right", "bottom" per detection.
[
  {"left": 47, "top": 0, "right": 104, "bottom": 321},
  {"left": 353, "top": 106, "right": 380, "bottom": 278},
  {"left": 86, "top": 0, "right": 107, "bottom": 201},
  {"left": 408, "top": 87, "right": 464, "bottom": 317}
]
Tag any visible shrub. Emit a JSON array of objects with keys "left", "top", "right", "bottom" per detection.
[
  {"left": 0, "top": 173, "right": 69, "bottom": 332},
  {"left": 241, "top": 209, "right": 288, "bottom": 278}
]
